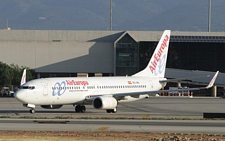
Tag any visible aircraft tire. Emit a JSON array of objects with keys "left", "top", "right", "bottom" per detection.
[
  {"left": 75, "top": 105, "right": 81, "bottom": 113},
  {"left": 112, "top": 107, "right": 117, "bottom": 113},
  {"left": 80, "top": 106, "right": 86, "bottom": 113},
  {"left": 30, "top": 108, "right": 35, "bottom": 114},
  {"left": 75, "top": 105, "right": 86, "bottom": 113},
  {"left": 106, "top": 108, "right": 117, "bottom": 113},
  {"left": 106, "top": 110, "right": 111, "bottom": 113}
]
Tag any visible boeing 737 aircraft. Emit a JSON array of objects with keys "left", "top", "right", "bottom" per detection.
[{"left": 14, "top": 30, "right": 219, "bottom": 114}]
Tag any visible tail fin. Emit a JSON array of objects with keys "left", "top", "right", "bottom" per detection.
[
  {"left": 133, "top": 30, "right": 171, "bottom": 77},
  {"left": 20, "top": 69, "right": 26, "bottom": 86}
]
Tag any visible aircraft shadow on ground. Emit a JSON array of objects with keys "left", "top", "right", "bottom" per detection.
[{"left": 0, "top": 110, "right": 96, "bottom": 114}]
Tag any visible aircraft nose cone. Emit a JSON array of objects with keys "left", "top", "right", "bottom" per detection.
[{"left": 14, "top": 91, "right": 24, "bottom": 102}]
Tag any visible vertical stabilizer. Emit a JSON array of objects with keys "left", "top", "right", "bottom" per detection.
[
  {"left": 133, "top": 30, "right": 171, "bottom": 77},
  {"left": 20, "top": 69, "right": 26, "bottom": 86}
]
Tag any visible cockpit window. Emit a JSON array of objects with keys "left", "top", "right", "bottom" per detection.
[
  {"left": 20, "top": 86, "right": 35, "bottom": 90},
  {"left": 28, "top": 86, "right": 35, "bottom": 90}
]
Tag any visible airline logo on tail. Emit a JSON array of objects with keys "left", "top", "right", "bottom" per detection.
[
  {"left": 150, "top": 34, "right": 169, "bottom": 75},
  {"left": 132, "top": 30, "right": 170, "bottom": 77},
  {"left": 20, "top": 69, "right": 26, "bottom": 86}
]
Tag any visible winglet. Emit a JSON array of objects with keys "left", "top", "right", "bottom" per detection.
[
  {"left": 20, "top": 69, "right": 26, "bottom": 86},
  {"left": 205, "top": 71, "right": 219, "bottom": 89}
]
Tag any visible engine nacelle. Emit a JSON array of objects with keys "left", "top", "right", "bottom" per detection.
[
  {"left": 41, "top": 105, "right": 63, "bottom": 109},
  {"left": 93, "top": 96, "right": 117, "bottom": 110}
]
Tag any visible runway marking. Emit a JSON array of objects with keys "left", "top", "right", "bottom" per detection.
[
  {"left": 33, "top": 120, "right": 70, "bottom": 124},
  {"left": 142, "top": 115, "right": 150, "bottom": 119},
  {"left": 97, "top": 126, "right": 109, "bottom": 131}
]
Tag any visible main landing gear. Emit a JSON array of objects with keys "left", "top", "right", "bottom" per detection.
[
  {"left": 29, "top": 108, "right": 35, "bottom": 114},
  {"left": 74, "top": 105, "right": 117, "bottom": 113},
  {"left": 75, "top": 105, "right": 86, "bottom": 113},
  {"left": 106, "top": 107, "right": 117, "bottom": 113}
]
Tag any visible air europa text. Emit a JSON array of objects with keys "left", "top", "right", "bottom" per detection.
[
  {"left": 149, "top": 35, "right": 169, "bottom": 74},
  {"left": 66, "top": 80, "right": 89, "bottom": 86}
]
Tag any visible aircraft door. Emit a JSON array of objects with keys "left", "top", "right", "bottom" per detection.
[{"left": 41, "top": 83, "right": 48, "bottom": 96}]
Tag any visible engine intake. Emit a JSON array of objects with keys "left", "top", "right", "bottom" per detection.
[{"left": 93, "top": 96, "right": 117, "bottom": 109}]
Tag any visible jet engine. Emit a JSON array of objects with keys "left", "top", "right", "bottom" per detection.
[
  {"left": 41, "top": 105, "right": 63, "bottom": 109},
  {"left": 93, "top": 96, "right": 117, "bottom": 109}
]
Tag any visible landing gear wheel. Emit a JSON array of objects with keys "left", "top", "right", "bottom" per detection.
[
  {"left": 75, "top": 105, "right": 86, "bottom": 113},
  {"left": 106, "top": 110, "right": 111, "bottom": 113},
  {"left": 80, "top": 106, "right": 86, "bottom": 113},
  {"left": 75, "top": 105, "right": 80, "bottom": 112},
  {"left": 112, "top": 107, "right": 117, "bottom": 113},
  {"left": 29, "top": 108, "right": 35, "bottom": 114},
  {"left": 106, "top": 108, "right": 117, "bottom": 113}
]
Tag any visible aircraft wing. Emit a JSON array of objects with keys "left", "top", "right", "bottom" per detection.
[
  {"left": 115, "top": 71, "right": 218, "bottom": 97},
  {"left": 86, "top": 71, "right": 219, "bottom": 100},
  {"left": 159, "top": 74, "right": 214, "bottom": 83}
]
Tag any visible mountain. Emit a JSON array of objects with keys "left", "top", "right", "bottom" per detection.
[{"left": 0, "top": 0, "right": 224, "bottom": 31}]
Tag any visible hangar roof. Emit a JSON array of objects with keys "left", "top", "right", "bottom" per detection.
[{"left": 0, "top": 30, "right": 225, "bottom": 42}]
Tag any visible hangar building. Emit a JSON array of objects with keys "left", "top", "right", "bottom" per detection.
[{"left": 0, "top": 30, "right": 224, "bottom": 96}]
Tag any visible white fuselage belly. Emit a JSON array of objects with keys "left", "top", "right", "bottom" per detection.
[{"left": 17, "top": 76, "right": 163, "bottom": 106}]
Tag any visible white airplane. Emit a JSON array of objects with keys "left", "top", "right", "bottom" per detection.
[{"left": 14, "top": 30, "right": 219, "bottom": 114}]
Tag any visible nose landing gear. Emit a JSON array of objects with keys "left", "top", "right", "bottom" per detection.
[{"left": 23, "top": 104, "right": 36, "bottom": 114}]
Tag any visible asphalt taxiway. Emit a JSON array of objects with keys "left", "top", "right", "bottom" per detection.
[
  {"left": 0, "top": 97, "right": 225, "bottom": 134},
  {"left": 1, "top": 97, "right": 224, "bottom": 118},
  {"left": 0, "top": 119, "right": 225, "bottom": 135}
]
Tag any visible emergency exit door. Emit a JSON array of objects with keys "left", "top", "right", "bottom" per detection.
[{"left": 41, "top": 83, "right": 48, "bottom": 96}]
